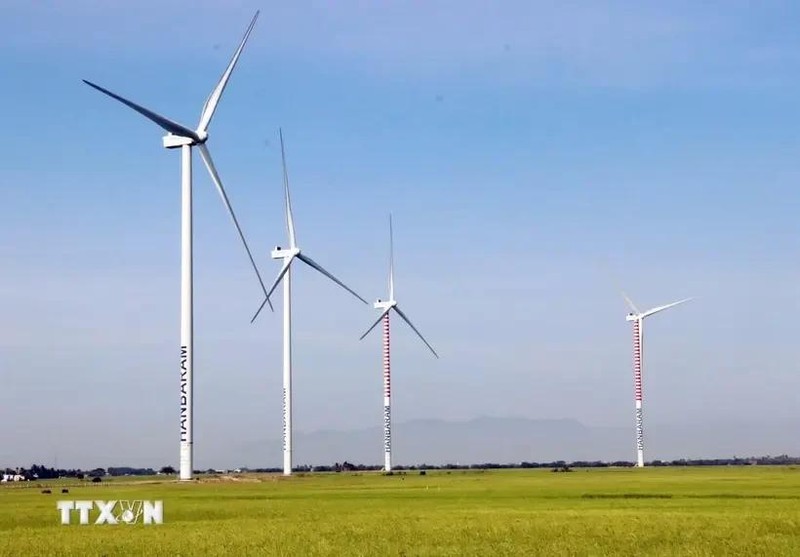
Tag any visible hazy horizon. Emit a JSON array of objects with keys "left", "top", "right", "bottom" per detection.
[{"left": 4, "top": 415, "right": 799, "bottom": 471}]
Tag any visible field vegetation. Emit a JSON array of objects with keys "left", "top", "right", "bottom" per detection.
[{"left": 1, "top": 466, "right": 799, "bottom": 556}]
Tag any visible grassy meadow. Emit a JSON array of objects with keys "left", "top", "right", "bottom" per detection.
[{"left": 0, "top": 466, "right": 799, "bottom": 556}]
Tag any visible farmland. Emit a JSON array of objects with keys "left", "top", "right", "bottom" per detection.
[{"left": 1, "top": 466, "right": 799, "bottom": 556}]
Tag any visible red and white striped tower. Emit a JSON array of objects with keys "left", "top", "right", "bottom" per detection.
[
  {"left": 360, "top": 215, "right": 439, "bottom": 472},
  {"left": 382, "top": 311, "right": 392, "bottom": 471},
  {"left": 623, "top": 294, "right": 692, "bottom": 468},
  {"left": 632, "top": 317, "right": 644, "bottom": 467}
]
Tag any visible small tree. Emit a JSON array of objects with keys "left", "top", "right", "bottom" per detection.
[{"left": 159, "top": 466, "right": 176, "bottom": 475}]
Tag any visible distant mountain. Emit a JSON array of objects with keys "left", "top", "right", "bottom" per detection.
[
  {"left": 229, "top": 416, "right": 800, "bottom": 469},
  {"left": 297, "top": 416, "right": 600, "bottom": 466}
]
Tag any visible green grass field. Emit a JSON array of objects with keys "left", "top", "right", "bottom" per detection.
[{"left": 1, "top": 466, "right": 799, "bottom": 556}]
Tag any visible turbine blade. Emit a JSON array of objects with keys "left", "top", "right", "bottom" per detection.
[
  {"left": 198, "top": 143, "right": 273, "bottom": 311},
  {"left": 394, "top": 306, "right": 439, "bottom": 358},
  {"left": 250, "top": 297, "right": 270, "bottom": 324},
  {"left": 82, "top": 80, "right": 199, "bottom": 140},
  {"left": 642, "top": 297, "right": 693, "bottom": 318},
  {"left": 359, "top": 307, "right": 392, "bottom": 340},
  {"left": 296, "top": 253, "right": 368, "bottom": 304},
  {"left": 197, "top": 11, "right": 260, "bottom": 133},
  {"left": 266, "top": 258, "right": 294, "bottom": 301},
  {"left": 251, "top": 258, "right": 294, "bottom": 323},
  {"left": 388, "top": 214, "right": 395, "bottom": 301},
  {"left": 621, "top": 291, "right": 640, "bottom": 314},
  {"left": 279, "top": 129, "right": 297, "bottom": 249}
]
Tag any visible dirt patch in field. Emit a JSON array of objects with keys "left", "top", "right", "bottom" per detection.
[{"left": 199, "top": 475, "right": 262, "bottom": 483}]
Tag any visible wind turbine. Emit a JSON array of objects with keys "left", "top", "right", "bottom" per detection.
[
  {"left": 83, "top": 12, "right": 269, "bottom": 481},
  {"left": 359, "top": 215, "right": 438, "bottom": 472},
  {"left": 623, "top": 293, "right": 692, "bottom": 468},
  {"left": 251, "top": 129, "right": 368, "bottom": 476}
]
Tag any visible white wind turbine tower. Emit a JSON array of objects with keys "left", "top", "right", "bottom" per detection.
[
  {"left": 623, "top": 293, "right": 692, "bottom": 468},
  {"left": 251, "top": 129, "right": 368, "bottom": 476},
  {"left": 359, "top": 215, "right": 438, "bottom": 472},
  {"left": 83, "top": 12, "right": 269, "bottom": 481}
]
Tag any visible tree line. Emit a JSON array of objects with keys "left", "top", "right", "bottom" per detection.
[{"left": 4, "top": 455, "right": 798, "bottom": 480}]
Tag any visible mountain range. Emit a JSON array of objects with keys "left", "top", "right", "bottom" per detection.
[{"left": 228, "top": 416, "right": 799, "bottom": 469}]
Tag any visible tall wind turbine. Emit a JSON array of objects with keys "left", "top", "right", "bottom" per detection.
[
  {"left": 359, "top": 216, "right": 438, "bottom": 472},
  {"left": 251, "top": 129, "right": 368, "bottom": 476},
  {"left": 623, "top": 294, "right": 692, "bottom": 467},
  {"left": 83, "top": 12, "right": 269, "bottom": 481}
]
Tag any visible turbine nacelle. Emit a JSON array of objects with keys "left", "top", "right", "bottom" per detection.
[
  {"left": 622, "top": 294, "right": 693, "bottom": 321},
  {"left": 162, "top": 134, "right": 197, "bottom": 149},
  {"left": 272, "top": 246, "right": 300, "bottom": 260},
  {"left": 374, "top": 299, "right": 396, "bottom": 310}
]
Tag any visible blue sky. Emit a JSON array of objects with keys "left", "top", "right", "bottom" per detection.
[{"left": 2, "top": 1, "right": 800, "bottom": 468}]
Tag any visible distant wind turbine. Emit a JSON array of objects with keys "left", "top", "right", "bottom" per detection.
[
  {"left": 83, "top": 12, "right": 269, "bottom": 481},
  {"left": 359, "top": 216, "right": 438, "bottom": 472},
  {"left": 251, "top": 129, "right": 368, "bottom": 476},
  {"left": 623, "top": 293, "right": 692, "bottom": 467}
]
